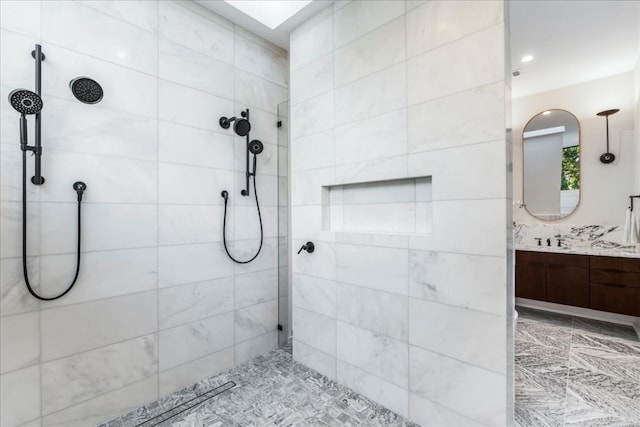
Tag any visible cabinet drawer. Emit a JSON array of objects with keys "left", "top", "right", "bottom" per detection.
[
  {"left": 590, "top": 282, "right": 640, "bottom": 316},
  {"left": 591, "top": 256, "right": 640, "bottom": 273},
  {"left": 516, "top": 250, "right": 589, "bottom": 268},
  {"left": 590, "top": 269, "right": 640, "bottom": 288}
]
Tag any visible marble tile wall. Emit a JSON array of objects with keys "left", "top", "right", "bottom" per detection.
[
  {"left": 289, "top": 1, "right": 512, "bottom": 426},
  {"left": 0, "top": 1, "right": 287, "bottom": 426}
]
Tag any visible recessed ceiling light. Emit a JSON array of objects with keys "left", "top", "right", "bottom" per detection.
[
  {"left": 542, "top": 111, "right": 551, "bottom": 115},
  {"left": 224, "top": 0, "right": 312, "bottom": 29},
  {"left": 521, "top": 55, "right": 534, "bottom": 63}
]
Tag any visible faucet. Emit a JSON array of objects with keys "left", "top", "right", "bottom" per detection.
[
  {"left": 535, "top": 238, "right": 542, "bottom": 246},
  {"left": 546, "top": 238, "right": 551, "bottom": 247}
]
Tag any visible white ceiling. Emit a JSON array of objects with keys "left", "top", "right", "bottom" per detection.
[
  {"left": 510, "top": 0, "right": 640, "bottom": 98},
  {"left": 195, "top": 0, "right": 332, "bottom": 50}
]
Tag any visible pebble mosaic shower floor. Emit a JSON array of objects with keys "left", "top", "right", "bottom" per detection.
[{"left": 98, "top": 345, "right": 418, "bottom": 427}]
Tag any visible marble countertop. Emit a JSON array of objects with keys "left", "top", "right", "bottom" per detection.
[{"left": 516, "top": 245, "right": 640, "bottom": 259}]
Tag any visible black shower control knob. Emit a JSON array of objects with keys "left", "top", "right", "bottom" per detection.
[
  {"left": 297, "top": 242, "right": 315, "bottom": 254},
  {"left": 73, "top": 181, "right": 86, "bottom": 201}
]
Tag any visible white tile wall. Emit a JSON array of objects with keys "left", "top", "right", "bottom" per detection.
[
  {"left": 290, "top": 2, "right": 511, "bottom": 426},
  {"left": 0, "top": 1, "right": 287, "bottom": 426}
]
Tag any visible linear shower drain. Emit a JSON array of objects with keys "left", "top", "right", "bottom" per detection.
[{"left": 135, "top": 381, "right": 236, "bottom": 427}]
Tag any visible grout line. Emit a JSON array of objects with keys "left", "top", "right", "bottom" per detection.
[{"left": 155, "top": 0, "right": 161, "bottom": 401}]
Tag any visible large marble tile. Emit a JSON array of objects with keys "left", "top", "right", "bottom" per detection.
[
  {"left": 0, "top": 312, "right": 39, "bottom": 374},
  {"left": 572, "top": 317, "right": 640, "bottom": 342},
  {"left": 409, "top": 250, "right": 506, "bottom": 315},
  {"left": 334, "top": 17, "right": 405, "bottom": 87},
  {"left": 38, "top": 150, "right": 157, "bottom": 204},
  {"left": 337, "top": 284, "right": 408, "bottom": 341},
  {"left": 159, "top": 163, "right": 233, "bottom": 205},
  {"left": 42, "top": 376, "right": 158, "bottom": 427},
  {"left": 159, "top": 121, "right": 233, "bottom": 170},
  {"left": 292, "top": 273, "right": 336, "bottom": 318},
  {"left": 159, "top": 38, "right": 234, "bottom": 99},
  {"left": 408, "top": 83, "right": 506, "bottom": 152},
  {"left": 292, "top": 339, "right": 337, "bottom": 380},
  {"left": 407, "top": 24, "right": 504, "bottom": 105},
  {"left": 290, "top": 14, "right": 333, "bottom": 72},
  {"left": 290, "top": 129, "right": 335, "bottom": 172},
  {"left": 0, "top": 1, "right": 40, "bottom": 38},
  {"left": 0, "top": 143, "right": 40, "bottom": 202},
  {"left": 0, "top": 257, "right": 40, "bottom": 316},
  {"left": 76, "top": 0, "right": 158, "bottom": 33},
  {"left": 335, "top": 63, "right": 406, "bottom": 127},
  {"left": 235, "top": 269, "right": 278, "bottom": 309},
  {"left": 38, "top": 248, "right": 157, "bottom": 307},
  {"left": 41, "top": 98, "right": 158, "bottom": 160},
  {"left": 335, "top": 107, "right": 407, "bottom": 166},
  {"left": 292, "top": 307, "right": 336, "bottom": 356},
  {"left": 292, "top": 240, "right": 336, "bottom": 280},
  {"left": 158, "top": 204, "right": 222, "bottom": 246},
  {"left": 42, "top": 1, "right": 157, "bottom": 75},
  {"left": 159, "top": 0, "right": 233, "bottom": 64},
  {"left": 337, "top": 359, "right": 409, "bottom": 418},
  {"left": 159, "top": 80, "right": 233, "bottom": 131},
  {"left": 229, "top": 237, "right": 279, "bottom": 275},
  {"left": 291, "top": 92, "right": 334, "bottom": 139},
  {"left": 0, "top": 365, "right": 40, "bottom": 427},
  {"left": 159, "top": 278, "right": 234, "bottom": 330},
  {"left": 39, "top": 203, "right": 157, "bottom": 254},
  {"left": 406, "top": 0, "right": 503, "bottom": 57},
  {"left": 333, "top": 0, "right": 405, "bottom": 49},
  {"left": 158, "top": 243, "right": 233, "bottom": 288},
  {"left": 1, "top": 201, "right": 40, "bottom": 258},
  {"left": 235, "top": 331, "right": 278, "bottom": 365},
  {"left": 410, "top": 346, "right": 506, "bottom": 426},
  {"left": 234, "top": 35, "right": 287, "bottom": 87},
  {"left": 337, "top": 322, "right": 408, "bottom": 388},
  {"left": 335, "top": 244, "right": 408, "bottom": 295},
  {"left": 41, "top": 335, "right": 157, "bottom": 415},
  {"left": 334, "top": 155, "right": 408, "bottom": 185},
  {"left": 159, "top": 348, "right": 234, "bottom": 396},
  {"left": 159, "top": 312, "right": 234, "bottom": 372},
  {"left": 410, "top": 392, "right": 485, "bottom": 427},
  {"left": 410, "top": 299, "right": 506, "bottom": 374},
  {"left": 235, "top": 70, "right": 287, "bottom": 114},
  {"left": 290, "top": 54, "right": 333, "bottom": 106},
  {"left": 41, "top": 291, "right": 157, "bottom": 362},
  {"left": 235, "top": 300, "right": 278, "bottom": 343}
]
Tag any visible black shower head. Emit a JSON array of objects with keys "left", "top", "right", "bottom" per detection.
[
  {"left": 249, "top": 139, "right": 263, "bottom": 155},
  {"left": 70, "top": 77, "right": 103, "bottom": 104},
  {"left": 219, "top": 116, "right": 251, "bottom": 137},
  {"left": 8, "top": 89, "right": 43, "bottom": 115}
]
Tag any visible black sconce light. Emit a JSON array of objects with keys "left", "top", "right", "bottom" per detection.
[{"left": 596, "top": 108, "right": 619, "bottom": 164}]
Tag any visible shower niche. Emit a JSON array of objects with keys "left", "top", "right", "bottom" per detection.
[{"left": 323, "top": 176, "right": 433, "bottom": 234}]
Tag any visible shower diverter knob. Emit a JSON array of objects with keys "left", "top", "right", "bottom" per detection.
[{"left": 297, "top": 242, "right": 315, "bottom": 254}]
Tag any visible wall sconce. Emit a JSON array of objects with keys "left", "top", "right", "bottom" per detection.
[{"left": 596, "top": 108, "right": 619, "bottom": 164}]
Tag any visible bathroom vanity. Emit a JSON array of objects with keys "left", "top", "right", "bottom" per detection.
[{"left": 516, "top": 250, "right": 640, "bottom": 316}]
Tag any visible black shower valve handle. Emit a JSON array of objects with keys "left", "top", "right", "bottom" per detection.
[{"left": 297, "top": 241, "right": 315, "bottom": 254}]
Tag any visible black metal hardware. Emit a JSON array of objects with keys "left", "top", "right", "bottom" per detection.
[
  {"left": 277, "top": 324, "right": 283, "bottom": 331},
  {"left": 297, "top": 242, "right": 315, "bottom": 254},
  {"left": 69, "top": 77, "right": 103, "bottom": 104},
  {"left": 597, "top": 109, "right": 619, "bottom": 164},
  {"left": 535, "top": 238, "right": 542, "bottom": 246},
  {"left": 630, "top": 195, "right": 640, "bottom": 212},
  {"left": 546, "top": 238, "right": 551, "bottom": 247},
  {"left": 557, "top": 239, "right": 562, "bottom": 247},
  {"left": 277, "top": 120, "right": 282, "bottom": 128},
  {"left": 31, "top": 44, "right": 45, "bottom": 185}
]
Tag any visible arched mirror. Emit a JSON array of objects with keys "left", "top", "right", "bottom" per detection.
[{"left": 523, "top": 109, "right": 580, "bottom": 221}]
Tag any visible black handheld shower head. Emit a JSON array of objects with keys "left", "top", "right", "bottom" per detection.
[
  {"left": 8, "top": 89, "right": 43, "bottom": 115},
  {"left": 219, "top": 116, "right": 251, "bottom": 137},
  {"left": 249, "top": 139, "right": 263, "bottom": 155}
]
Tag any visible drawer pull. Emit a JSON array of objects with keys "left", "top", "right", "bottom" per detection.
[{"left": 597, "top": 282, "right": 626, "bottom": 288}]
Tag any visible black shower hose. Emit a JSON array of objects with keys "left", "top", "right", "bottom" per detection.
[
  {"left": 221, "top": 171, "right": 263, "bottom": 264},
  {"left": 21, "top": 149, "right": 82, "bottom": 301}
]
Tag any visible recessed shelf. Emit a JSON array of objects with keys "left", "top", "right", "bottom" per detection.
[{"left": 323, "top": 177, "right": 432, "bottom": 235}]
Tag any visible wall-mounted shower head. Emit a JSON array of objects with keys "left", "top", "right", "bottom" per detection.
[
  {"left": 219, "top": 116, "right": 251, "bottom": 137},
  {"left": 249, "top": 139, "right": 263, "bottom": 155},
  {"left": 70, "top": 77, "right": 103, "bottom": 104},
  {"left": 8, "top": 89, "right": 43, "bottom": 115}
]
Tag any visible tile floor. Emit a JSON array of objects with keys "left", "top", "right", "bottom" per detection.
[
  {"left": 515, "top": 306, "right": 640, "bottom": 427},
  {"left": 99, "top": 344, "right": 418, "bottom": 427},
  {"left": 100, "top": 307, "right": 640, "bottom": 427}
]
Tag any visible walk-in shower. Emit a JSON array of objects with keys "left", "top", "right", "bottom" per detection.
[
  {"left": 219, "top": 108, "right": 264, "bottom": 263},
  {"left": 7, "top": 44, "right": 88, "bottom": 301}
]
